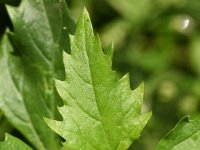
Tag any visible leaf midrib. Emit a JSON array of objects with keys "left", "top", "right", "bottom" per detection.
[
  {"left": 82, "top": 16, "right": 112, "bottom": 149},
  {"left": 40, "top": 0, "right": 58, "bottom": 120}
]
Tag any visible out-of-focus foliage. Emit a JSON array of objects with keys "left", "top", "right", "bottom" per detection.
[
  {"left": 66, "top": 0, "right": 200, "bottom": 149},
  {"left": 1, "top": 0, "right": 200, "bottom": 149},
  {"left": 0, "top": 133, "right": 32, "bottom": 150},
  {"left": 157, "top": 116, "right": 200, "bottom": 150},
  {"left": 0, "top": 1, "right": 15, "bottom": 143}
]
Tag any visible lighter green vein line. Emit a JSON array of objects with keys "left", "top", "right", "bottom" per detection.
[
  {"left": 30, "top": 37, "right": 51, "bottom": 65},
  {"left": 66, "top": 90, "right": 100, "bottom": 122},
  {"left": 40, "top": 0, "right": 59, "bottom": 122},
  {"left": 70, "top": 63, "right": 91, "bottom": 85},
  {"left": 81, "top": 14, "right": 111, "bottom": 149},
  {"left": 68, "top": 114, "right": 99, "bottom": 149}
]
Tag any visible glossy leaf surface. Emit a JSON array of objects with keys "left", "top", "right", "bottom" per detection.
[{"left": 0, "top": 0, "right": 75, "bottom": 149}]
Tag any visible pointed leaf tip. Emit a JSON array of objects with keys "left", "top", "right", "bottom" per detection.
[
  {"left": 139, "top": 82, "right": 144, "bottom": 91},
  {"left": 83, "top": 7, "right": 90, "bottom": 18},
  {"left": 78, "top": 7, "right": 91, "bottom": 24},
  {"left": 104, "top": 43, "right": 114, "bottom": 58}
]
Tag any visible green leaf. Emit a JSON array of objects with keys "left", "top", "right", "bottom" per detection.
[
  {"left": 0, "top": 33, "right": 42, "bottom": 149},
  {"left": 157, "top": 116, "right": 200, "bottom": 150},
  {"left": 45, "top": 9, "right": 151, "bottom": 150},
  {"left": 0, "top": 0, "right": 75, "bottom": 149},
  {"left": 0, "top": 133, "right": 32, "bottom": 150},
  {"left": 0, "top": 112, "right": 13, "bottom": 141}
]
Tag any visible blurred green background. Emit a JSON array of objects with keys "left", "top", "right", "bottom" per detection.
[{"left": 1, "top": 0, "right": 200, "bottom": 149}]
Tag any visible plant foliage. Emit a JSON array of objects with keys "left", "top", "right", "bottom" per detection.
[
  {"left": 0, "top": 134, "right": 32, "bottom": 150},
  {"left": 157, "top": 116, "right": 200, "bottom": 150},
  {"left": 45, "top": 9, "right": 151, "bottom": 150},
  {"left": 1, "top": 0, "right": 200, "bottom": 150},
  {"left": 0, "top": 0, "right": 74, "bottom": 149}
]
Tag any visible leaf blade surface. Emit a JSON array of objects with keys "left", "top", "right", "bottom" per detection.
[
  {"left": 0, "top": 0, "right": 75, "bottom": 149},
  {"left": 157, "top": 116, "right": 200, "bottom": 150},
  {"left": 0, "top": 134, "right": 32, "bottom": 150},
  {"left": 46, "top": 9, "right": 151, "bottom": 150}
]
